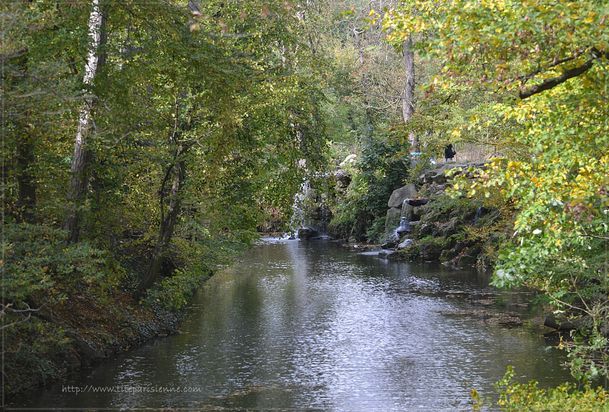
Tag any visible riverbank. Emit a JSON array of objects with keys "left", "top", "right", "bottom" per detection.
[
  {"left": 5, "top": 279, "right": 198, "bottom": 401},
  {"left": 3, "top": 222, "right": 226, "bottom": 402}
]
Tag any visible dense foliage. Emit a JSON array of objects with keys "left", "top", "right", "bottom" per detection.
[
  {"left": 492, "top": 366, "right": 609, "bottom": 412},
  {"left": 1, "top": 0, "right": 330, "bottom": 396},
  {"left": 382, "top": 0, "right": 609, "bottom": 396},
  {"left": 3, "top": 0, "right": 608, "bottom": 405},
  {"left": 330, "top": 135, "right": 410, "bottom": 241}
]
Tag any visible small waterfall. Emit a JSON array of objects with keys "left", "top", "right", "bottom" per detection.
[
  {"left": 473, "top": 206, "right": 484, "bottom": 224},
  {"left": 289, "top": 179, "right": 311, "bottom": 237},
  {"left": 395, "top": 216, "right": 411, "bottom": 237},
  {"left": 396, "top": 198, "right": 412, "bottom": 237},
  {"left": 400, "top": 198, "right": 410, "bottom": 218}
]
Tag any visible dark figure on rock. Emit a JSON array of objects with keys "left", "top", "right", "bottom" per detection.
[{"left": 444, "top": 144, "right": 456, "bottom": 162}]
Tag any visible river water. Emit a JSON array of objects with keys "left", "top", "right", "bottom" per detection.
[{"left": 24, "top": 239, "right": 570, "bottom": 411}]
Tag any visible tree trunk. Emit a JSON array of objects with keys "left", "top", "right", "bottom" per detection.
[
  {"left": 64, "top": 0, "right": 104, "bottom": 243},
  {"left": 402, "top": 35, "right": 417, "bottom": 152},
  {"left": 353, "top": 26, "right": 374, "bottom": 140},
  {"left": 138, "top": 153, "right": 186, "bottom": 293}
]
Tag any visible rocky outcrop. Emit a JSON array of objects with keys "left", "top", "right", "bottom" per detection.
[
  {"left": 334, "top": 169, "right": 352, "bottom": 190},
  {"left": 384, "top": 207, "right": 403, "bottom": 237},
  {"left": 297, "top": 227, "right": 319, "bottom": 240},
  {"left": 384, "top": 183, "right": 428, "bottom": 240},
  {"left": 388, "top": 183, "right": 418, "bottom": 208},
  {"left": 383, "top": 162, "right": 509, "bottom": 271}
]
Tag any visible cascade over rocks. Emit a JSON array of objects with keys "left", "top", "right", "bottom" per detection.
[{"left": 382, "top": 162, "right": 505, "bottom": 271}]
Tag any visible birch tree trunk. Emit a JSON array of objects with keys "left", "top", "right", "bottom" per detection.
[
  {"left": 64, "top": 0, "right": 104, "bottom": 243},
  {"left": 402, "top": 35, "right": 417, "bottom": 152}
]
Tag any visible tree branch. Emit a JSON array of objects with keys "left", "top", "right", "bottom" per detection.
[
  {"left": 518, "top": 49, "right": 587, "bottom": 84},
  {"left": 519, "top": 59, "right": 594, "bottom": 99},
  {"left": 519, "top": 49, "right": 606, "bottom": 99}
]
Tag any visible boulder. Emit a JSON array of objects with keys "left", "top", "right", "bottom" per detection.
[
  {"left": 420, "top": 242, "right": 443, "bottom": 261},
  {"left": 401, "top": 203, "right": 414, "bottom": 220},
  {"left": 388, "top": 184, "right": 418, "bottom": 208},
  {"left": 381, "top": 240, "right": 397, "bottom": 249},
  {"left": 335, "top": 169, "right": 352, "bottom": 189},
  {"left": 407, "top": 198, "right": 429, "bottom": 207},
  {"left": 297, "top": 227, "right": 319, "bottom": 240},
  {"left": 397, "top": 238, "right": 413, "bottom": 249},
  {"left": 437, "top": 217, "right": 458, "bottom": 236},
  {"left": 417, "top": 222, "right": 434, "bottom": 236},
  {"left": 339, "top": 153, "right": 357, "bottom": 167},
  {"left": 411, "top": 206, "right": 422, "bottom": 221},
  {"left": 384, "top": 207, "right": 402, "bottom": 236}
]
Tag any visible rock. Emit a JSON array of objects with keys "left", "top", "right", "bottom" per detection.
[
  {"left": 490, "top": 314, "right": 523, "bottom": 327},
  {"left": 339, "top": 153, "right": 357, "bottom": 167},
  {"left": 420, "top": 242, "right": 443, "bottom": 261},
  {"left": 439, "top": 309, "right": 522, "bottom": 328},
  {"left": 397, "top": 238, "right": 413, "bottom": 249},
  {"left": 430, "top": 173, "right": 447, "bottom": 185},
  {"left": 297, "top": 227, "right": 319, "bottom": 240},
  {"left": 401, "top": 202, "right": 414, "bottom": 220},
  {"left": 428, "top": 183, "right": 447, "bottom": 195},
  {"left": 384, "top": 207, "right": 402, "bottom": 236},
  {"left": 419, "top": 169, "right": 448, "bottom": 185},
  {"left": 381, "top": 240, "right": 397, "bottom": 249},
  {"left": 544, "top": 313, "right": 579, "bottom": 331},
  {"left": 335, "top": 169, "right": 352, "bottom": 189},
  {"left": 450, "top": 253, "right": 478, "bottom": 268},
  {"left": 417, "top": 222, "right": 434, "bottom": 236},
  {"left": 411, "top": 206, "right": 422, "bottom": 221},
  {"left": 378, "top": 249, "right": 395, "bottom": 258},
  {"left": 388, "top": 184, "right": 418, "bottom": 208},
  {"left": 407, "top": 198, "right": 429, "bottom": 206}
]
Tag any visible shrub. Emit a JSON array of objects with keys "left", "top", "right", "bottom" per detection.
[{"left": 493, "top": 366, "right": 609, "bottom": 412}]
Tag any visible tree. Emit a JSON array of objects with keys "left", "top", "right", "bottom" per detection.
[
  {"left": 64, "top": 0, "right": 105, "bottom": 243},
  {"left": 383, "top": 0, "right": 609, "bottom": 380}
]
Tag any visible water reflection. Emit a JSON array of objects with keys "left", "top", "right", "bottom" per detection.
[{"left": 21, "top": 240, "right": 570, "bottom": 410}]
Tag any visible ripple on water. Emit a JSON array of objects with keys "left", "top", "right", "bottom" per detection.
[{"left": 19, "top": 241, "right": 571, "bottom": 411}]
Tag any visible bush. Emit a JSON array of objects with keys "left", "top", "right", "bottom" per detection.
[
  {"left": 2, "top": 223, "right": 124, "bottom": 306},
  {"left": 493, "top": 366, "right": 609, "bottom": 412},
  {"left": 144, "top": 266, "right": 210, "bottom": 311},
  {"left": 330, "top": 137, "right": 409, "bottom": 242},
  {"left": 2, "top": 222, "right": 126, "bottom": 397}
]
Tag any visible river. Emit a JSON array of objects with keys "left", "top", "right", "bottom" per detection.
[{"left": 23, "top": 239, "right": 570, "bottom": 411}]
